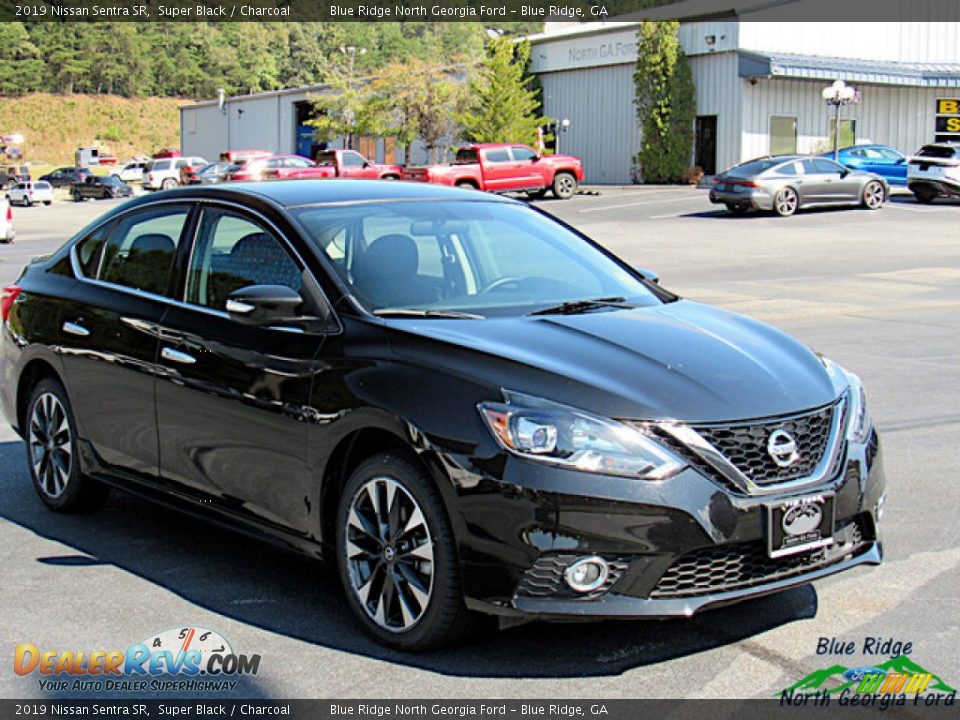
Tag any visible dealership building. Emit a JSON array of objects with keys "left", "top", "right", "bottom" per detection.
[{"left": 180, "top": 7, "right": 960, "bottom": 184}]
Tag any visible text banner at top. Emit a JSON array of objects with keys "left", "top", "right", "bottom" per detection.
[{"left": 3, "top": 0, "right": 960, "bottom": 23}]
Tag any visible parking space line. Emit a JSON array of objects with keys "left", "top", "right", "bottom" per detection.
[{"left": 579, "top": 195, "right": 699, "bottom": 213}]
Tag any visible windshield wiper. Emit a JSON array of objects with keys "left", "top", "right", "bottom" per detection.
[
  {"left": 373, "top": 308, "right": 485, "bottom": 319},
  {"left": 526, "top": 297, "right": 634, "bottom": 317}
]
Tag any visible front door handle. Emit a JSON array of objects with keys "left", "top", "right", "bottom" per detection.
[
  {"left": 62, "top": 321, "right": 90, "bottom": 337},
  {"left": 161, "top": 347, "right": 197, "bottom": 365}
]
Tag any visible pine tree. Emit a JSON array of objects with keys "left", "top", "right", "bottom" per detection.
[{"left": 459, "top": 38, "right": 545, "bottom": 146}]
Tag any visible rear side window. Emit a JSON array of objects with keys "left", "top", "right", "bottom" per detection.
[
  {"left": 454, "top": 149, "right": 479, "bottom": 165},
  {"left": 812, "top": 159, "right": 844, "bottom": 174},
  {"left": 484, "top": 149, "right": 510, "bottom": 163},
  {"left": 99, "top": 207, "right": 189, "bottom": 295}
]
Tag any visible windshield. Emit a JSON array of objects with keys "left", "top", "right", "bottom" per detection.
[{"left": 293, "top": 201, "right": 661, "bottom": 317}]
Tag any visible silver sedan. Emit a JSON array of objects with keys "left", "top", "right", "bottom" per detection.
[{"left": 709, "top": 155, "right": 889, "bottom": 216}]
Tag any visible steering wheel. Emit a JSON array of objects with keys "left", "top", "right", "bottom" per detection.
[{"left": 479, "top": 276, "right": 524, "bottom": 295}]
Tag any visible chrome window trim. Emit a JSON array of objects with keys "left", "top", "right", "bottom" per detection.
[
  {"left": 68, "top": 197, "right": 341, "bottom": 332},
  {"left": 657, "top": 396, "right": 848, "bottom": 497}
]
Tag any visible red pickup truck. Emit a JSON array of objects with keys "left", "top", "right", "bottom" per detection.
[
  {"left": 402, "top": 144, "right": 584, "bottom": 199},
  {"left": 314, "top": 149, "right": 403, "bottom": 180}
]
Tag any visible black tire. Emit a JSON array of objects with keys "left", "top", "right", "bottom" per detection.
[
  {"left": 72, "top": 191, "right": 83, "bottom": 202},
  {"left": 725, "top": 203, "right": 749, "bottom": 215},
  {"left": 552, "top": 172, "right": 578, "bottom": 199},
  {"left": 161, "top": 178, "right": 178, "bottom": 190},
  {"left": 43, "top": 201, "right": 51, "bottom": 206},
  {"left": 336, "top": 451, "right": 477, "bottom": 651},
  {"left": 455, "top": 180, "right": 477, "bottom": 190},
  {"left": 526, "top": 188, "right": 548, "bottom": 200},
  {"left": 912, "top": 186, "right": 937, "bottom": 204},
  {"left": 25, "top": 378, "right": 110, "bottom": 513},
  {"left": 773, "top": 186, "right": 799, "bottom": 217}
]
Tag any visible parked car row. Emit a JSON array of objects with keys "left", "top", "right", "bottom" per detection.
[{"left": 710, "top": 141, "right": 960, "bottom": 216}]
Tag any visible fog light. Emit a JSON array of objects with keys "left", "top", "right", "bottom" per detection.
[
  {"left": 563, "top": 556, "right": 609, "bottom": 593},
  {"left": 876, "top": 493, "right": 887, "bottom": 521}
]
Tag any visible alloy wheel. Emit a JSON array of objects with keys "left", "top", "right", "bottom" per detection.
[
  {"left": 344, "top": 476, "right": 435, "bottom": 632},
  {"left": 776, "top": 188, "right": 798, "bottom": 216},
  {"left": 28, "top": 392, "right": 73, "bottom": 499},
  {"left": 864, "top": 181, "right": 884, "bottom": 209},
  {"left": 555, "top": 174, "right": 577, "bottom": 198}
]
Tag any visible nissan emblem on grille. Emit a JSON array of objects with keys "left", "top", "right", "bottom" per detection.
[{"left": 767, "top": 429, "right": 800, "bottom": 468}]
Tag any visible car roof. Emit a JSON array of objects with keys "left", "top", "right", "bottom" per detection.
[{"left": 112, "top": 179, "right": 522, "bottom": 209}]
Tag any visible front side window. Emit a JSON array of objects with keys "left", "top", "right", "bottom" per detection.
[
  {"left": 99, "top": 207, "right": 189, "bottom": 295},
  {"left": 74, "top": 222, "right": 115, "bottom": 278},
  {"left": 295, "top": 201, "right": 659, "bottom": 316},
  {"left": 342, "top": 152, "right": 365, "bottom": 167},
  {"left": 511, "top": 147, "right": 537, "bottom": 162},
  {"left": 813, "top": 159, "right": 844, "bottom": 174},
  {"left": 185, "top": 209, "right": 302, "bottom": 311}
]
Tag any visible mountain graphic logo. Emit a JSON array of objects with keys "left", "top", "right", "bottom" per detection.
[{"left": 781, "top": 655, "right": 956, "bottom": 696}]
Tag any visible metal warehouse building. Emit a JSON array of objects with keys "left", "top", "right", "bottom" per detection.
[
  {"left": 180, "top": 4, "right": 960, "bottom": 185},
  {"left": 531, "top": 12, "right": 960, "bottom": 183}
]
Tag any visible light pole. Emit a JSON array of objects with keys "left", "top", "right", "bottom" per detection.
[
  {"left": 340, "top": 45, "right": 366, "bottom": 150},
  {"left": 822, "top": 79, "right": 856, "bottom": 161}
]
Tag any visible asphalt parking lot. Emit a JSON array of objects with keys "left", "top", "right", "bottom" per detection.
[{"left": 1, "top": 187, "right": 958, "bottom": 699}]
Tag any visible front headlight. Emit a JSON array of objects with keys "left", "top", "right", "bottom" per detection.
[
  {"left": 478, "top": 391, "right": 686, "bottom": 481},
  {"left": 845, "top": 371, "right": 871, "bottom": 444}
]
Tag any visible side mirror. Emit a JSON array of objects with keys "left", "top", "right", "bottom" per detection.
[
  {"left": 362, "top": 161, "right": 371, "bottom": 168},
  {"left": 633, "top": 266, "right": 660, "bottom": 285},
  {"left": 839, "top": 169, "right": 850, "bottom": 178},
  {"left": 226, "top": 285, "right": 305, "bottom": 326},
  {"left": 896, "top": 157, "right": 906, "bottom": 165},
  {"left": 531, "top": 155, "right": 541, "bottom": 163}
]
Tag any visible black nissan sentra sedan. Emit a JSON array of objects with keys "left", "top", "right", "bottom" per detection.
[{"left": 0, "top": 181, "right": 885, "bottom": 650}]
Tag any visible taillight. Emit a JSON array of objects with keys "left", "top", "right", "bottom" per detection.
[
  {"left": 725, "top": 180, "right": 759, "bottom": 188},
  {"left": 5, "top": 203, "right": 11, "bottom": 223},
  {"left": 2, "top": 285, "right": 22, "bottom": 322}
]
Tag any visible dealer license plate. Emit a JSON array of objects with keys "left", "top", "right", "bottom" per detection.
[{"left": 765, "top": 494, "right": 835, "bottom": 559}]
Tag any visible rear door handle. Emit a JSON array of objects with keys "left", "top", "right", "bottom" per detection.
[
  {"left": 62, "top": 321, "right": 90, "bottom": 337},
  {"left": 161, "top": 347, "right": 197, "bottom": 365}
]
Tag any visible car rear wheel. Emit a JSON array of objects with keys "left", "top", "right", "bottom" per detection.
[
  {"left": 552, "top": 172, "right": 578, "bottom": 200},
  {"left": 161, "top": 178, "right": 178, "bottom": 190},
  {"left": 72, "top": 191, "right": 83, "bottom": 202},
  {"left": 725, "top": 203, "right": 749, "bottom": 215},
  {"left": 26, "top": 379, "right": 109, "bottom": 513},
  {"left": 861, "top": 181, "right": 885, "bottom": 210},
  {"left": 912, "top": 186, "right": 938, "bottom": 204},
  {"left": 455, "top": 180, "right": 477, "bottom": 190},
  {"left": 43, "top": 201, "right": 51, "bottom": 206},
  {"left": 773, "top": 187, "right": 799, "bottom": 217},
  {"left": 336, "top": 452, "right": 476, "bottom": 651}
]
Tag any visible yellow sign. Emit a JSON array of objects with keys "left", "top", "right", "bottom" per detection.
[{"left": 936, "top": 99, "right": 960, "bottom": 115}]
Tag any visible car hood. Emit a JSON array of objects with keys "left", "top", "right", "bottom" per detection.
[{"left": 389, "top": 300, "right": 841, "bottom": 422}]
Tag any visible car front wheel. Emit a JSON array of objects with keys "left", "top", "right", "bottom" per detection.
[
  {"left": 26, "top": 378, "right": 109, "bottom": 513},
  {"left": 161, "top": 178, "right": 178, "bottom": 190},
  {"left": 773, "top": 187, "right": 799, "bottom": 216},
  {"left": 336, "top": 452, "right": 476, "bottom": 651}
]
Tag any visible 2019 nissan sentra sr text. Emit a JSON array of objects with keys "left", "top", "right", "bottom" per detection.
[{"left": 0, "top": 180, "right": 885, "bottom": 650}]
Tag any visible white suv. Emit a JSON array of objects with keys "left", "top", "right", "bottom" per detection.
[
  {"left": 1, "top": 196, "right": 14, "bottom": 243},
  {"left": 908, "top": 143, "right": 960, "bottom": 203},
  {"left": 143, "top": 156, "right": 206, "bottom": 190}
]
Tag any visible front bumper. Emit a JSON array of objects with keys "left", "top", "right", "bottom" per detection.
[
  {"left": 709, "top": 187, "right": 774, "bottom": 211},
  {"left": 454, "top": 429, "right": 885, "bottom": 620}
]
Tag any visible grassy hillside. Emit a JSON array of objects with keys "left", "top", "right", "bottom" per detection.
[{"left": 0, "top": 94, "right": 184, "bottom": 167}]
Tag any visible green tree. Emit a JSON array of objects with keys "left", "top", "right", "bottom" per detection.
[
  {"left": 0, "top": 22, "right": 42, "bottom": 95},
  {"left": 632, "top": 21, "right": 696, "bottom": 183},
  {"left": 459, "top": 38, "right": 545, "bottom": 145}
]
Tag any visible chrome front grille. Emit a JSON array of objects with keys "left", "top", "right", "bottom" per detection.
[
  {"left": 693, "top": 404, "right": 835, "bottom": 486},
  {"left": 653, "top": 398, "right": 847, "bottom": 496}
]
